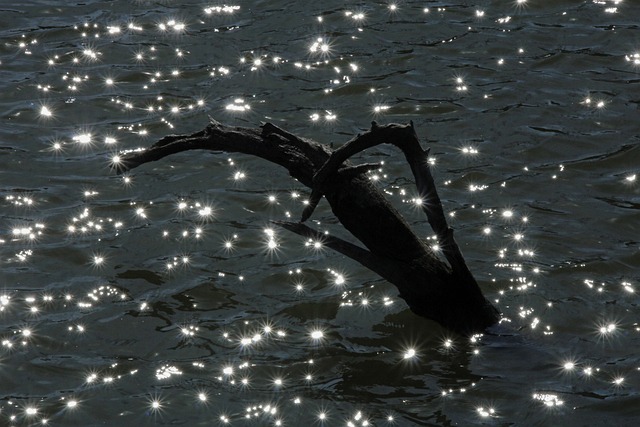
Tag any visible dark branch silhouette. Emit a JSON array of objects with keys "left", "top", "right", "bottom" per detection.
[{"left": 116, "top": 119, "right": 500, "bottom": 335}]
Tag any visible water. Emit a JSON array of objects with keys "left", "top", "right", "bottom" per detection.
[{"left": 1, "top": 0, "right": 639, "bottom": 425}]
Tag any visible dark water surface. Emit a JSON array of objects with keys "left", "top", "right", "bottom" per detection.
[{"left": 1, "top": 1, "right": 639, "bottom": 425}]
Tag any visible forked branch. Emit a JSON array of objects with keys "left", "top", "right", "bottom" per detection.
[{"left": 116, "top": 119, "right": 500, "bottom": 335}]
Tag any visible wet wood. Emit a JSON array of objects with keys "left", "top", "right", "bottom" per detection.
[{"left": 117, "top": 118, "right": 500, "bottom": 335}]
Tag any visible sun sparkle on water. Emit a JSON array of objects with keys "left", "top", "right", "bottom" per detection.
[{"left": 3, "top": 1, "right": 639, "bottom": 425}]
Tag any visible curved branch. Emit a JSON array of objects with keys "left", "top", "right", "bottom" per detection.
[
  {"left": 117, "top": 119, "right": 500, "bottom": 335},
  {"left": 304, "top": 121, "right": 473, "bottom": 278}
]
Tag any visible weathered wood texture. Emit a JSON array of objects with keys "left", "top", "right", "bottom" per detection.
[{"left": 117, "top": 119, "right": 500, "bottom": 334}]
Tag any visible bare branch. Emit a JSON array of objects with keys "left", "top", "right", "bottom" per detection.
[{"left": 117, "top": 120, "right": 500, "bottom": 335}]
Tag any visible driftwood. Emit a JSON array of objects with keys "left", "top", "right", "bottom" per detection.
[{"left": 116, "top": 119, "right": 500, "bottom": 335}]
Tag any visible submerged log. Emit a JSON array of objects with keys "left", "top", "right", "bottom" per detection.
[{"left": 117, "top": 119, "right": 500, "bottom": 335}]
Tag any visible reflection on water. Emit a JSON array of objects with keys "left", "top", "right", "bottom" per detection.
[{"left": 1, "top": 0, "right": 640, "bottom": 425}]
